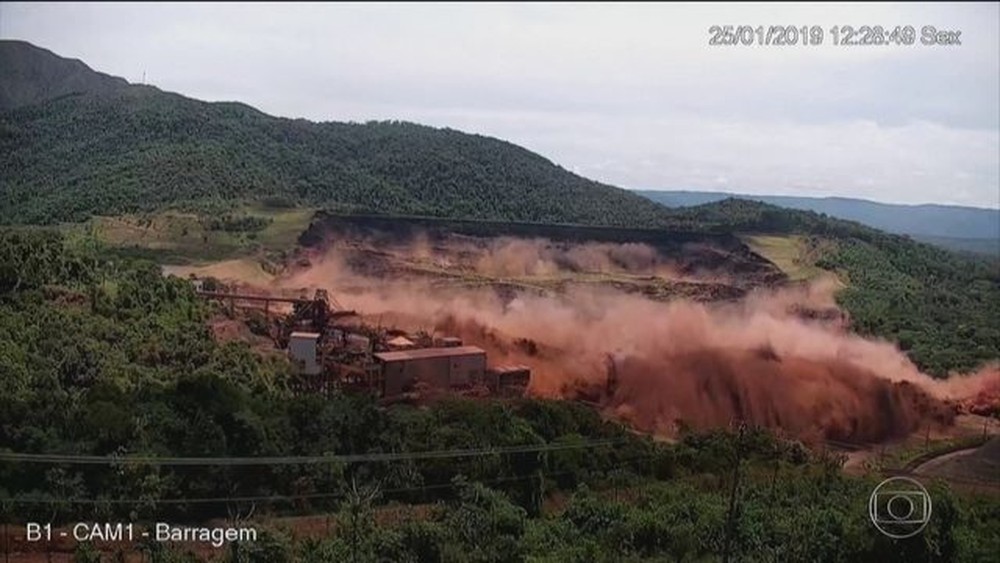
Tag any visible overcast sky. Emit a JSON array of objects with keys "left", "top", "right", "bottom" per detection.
[{"left": 2, "top": 2, "right": 998, "bottom": 208}]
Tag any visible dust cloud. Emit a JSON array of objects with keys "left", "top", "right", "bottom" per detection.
[
  {"left": 275, "top": 236, "right": 998, "bottom": 444},
  {"left": 470, "top": 238, "right": 670, "bottom": 278}
]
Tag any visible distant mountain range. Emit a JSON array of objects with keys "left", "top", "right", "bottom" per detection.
[{"left": 636, "top": 190, "right": 999, "bottom": 256}]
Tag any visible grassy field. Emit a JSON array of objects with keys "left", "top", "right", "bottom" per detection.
[
  {"left": 743, "top": 234, "right": 829, "bottom": 281},
  {"left": 60, "top": 205, "right": 316, "bottom": 265},
  {"left": 160, "top": 258, "right": 278, "bottom": 286}
]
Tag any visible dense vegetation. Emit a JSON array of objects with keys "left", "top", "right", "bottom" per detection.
[
  {"left": 1, "top": 229, "right": 998, "bottom": 562},
  {"left": 674, "top": 199, "right": 1000, "bottom": 376},
  {"left": 817, "top": 236, "right": 999, "bottom": 375},
  {"left": 0, "top": 86, "right": 675, "bottom": 228},
  {"left": 0, "top": 40, "right": 129, "bottom": 112},
  {"left": 211, "top": 473, "right": 999, "bottom": 563}
]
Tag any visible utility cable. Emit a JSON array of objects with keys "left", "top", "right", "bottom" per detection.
[{"left": 0, "top": 438, "right": 630, "bottom": 467}]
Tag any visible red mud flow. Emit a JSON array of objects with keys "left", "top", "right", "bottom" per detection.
[
  {"left": 281, "top": 238, "right": 999, "bottom": 445},
  {"left": 604, "top": 351, "right": 955, "bottom": 444}
]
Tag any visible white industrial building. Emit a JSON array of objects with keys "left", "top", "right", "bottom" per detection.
[{"left": 288, "top": 331, "right": 321, "bottom": 375}]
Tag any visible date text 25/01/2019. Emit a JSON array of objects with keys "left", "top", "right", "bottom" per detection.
[{"left": 708, "top": 25, "right": 961, "bottom": 47}]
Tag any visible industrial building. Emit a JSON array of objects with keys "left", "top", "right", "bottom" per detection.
[
  {"left": 374, "top": 346, "right": 487, "bottom": 396},
  {"left": 195, "top": 285, "right": 529, "bottom": 399},
  {"left": 486, "top": 364, "right": 532, "bottom": 396},
  {"left": 289, "top": 332, "right": 321, "bottom": 375}
]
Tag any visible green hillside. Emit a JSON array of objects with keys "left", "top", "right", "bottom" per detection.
[
  {"left": 675, "top": 199, "right": 1000, "bottom": 375},
  {"left": 819, "top": 236, "right": 998, "bottom": 374},
  {"left": 0, "top": 85, "right": 677, "bottom": 228},
  {"left": 0, "top": 40, "right": 129, "bottom": 111}
]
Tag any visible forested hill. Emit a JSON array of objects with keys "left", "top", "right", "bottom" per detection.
[
  {"left": 0, "top": 42, "right": 673, "bottom": 227},
  {"left": 649, "top": 199, "right": 1000, "bottom": 375},
  {"left": 0, "top": 40, "right": 128, "bottom": 111}
]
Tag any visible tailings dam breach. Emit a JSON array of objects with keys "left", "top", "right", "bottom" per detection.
[{"left": 181, "top": 216, "right": 1000, "bottom": 445}]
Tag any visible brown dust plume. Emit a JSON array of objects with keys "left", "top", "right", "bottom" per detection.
[{"left": 278, "top": 236, "right": 998, "bottom": 444}]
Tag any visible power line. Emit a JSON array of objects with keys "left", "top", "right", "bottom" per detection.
[
  {"left": 0, "top": 438, "right": 629, "bottom": 467},
  {"left": 1, "top": 453, "right": 658, "bottom": 506},
  {"left": 2, "top": 474, "right": 531, "bottom": 506}
]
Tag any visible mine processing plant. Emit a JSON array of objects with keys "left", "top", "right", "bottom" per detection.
[{"left": 195, "top": 284, "right": 530, "bottom": 400}]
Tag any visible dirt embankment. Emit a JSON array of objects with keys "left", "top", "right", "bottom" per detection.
[{"left": 294, "top": 213, "right": 786, "bottom": 302}]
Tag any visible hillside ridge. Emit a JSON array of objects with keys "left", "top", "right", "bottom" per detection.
[
  {"left": 637, "top": 189, "right": 1000, "bottom": 249},
  {"left": 0, "top": 39, "right": 129, "bottom": 110},
  {"left": 0, "top": 41, "right": 679, "bottom": 228}
]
